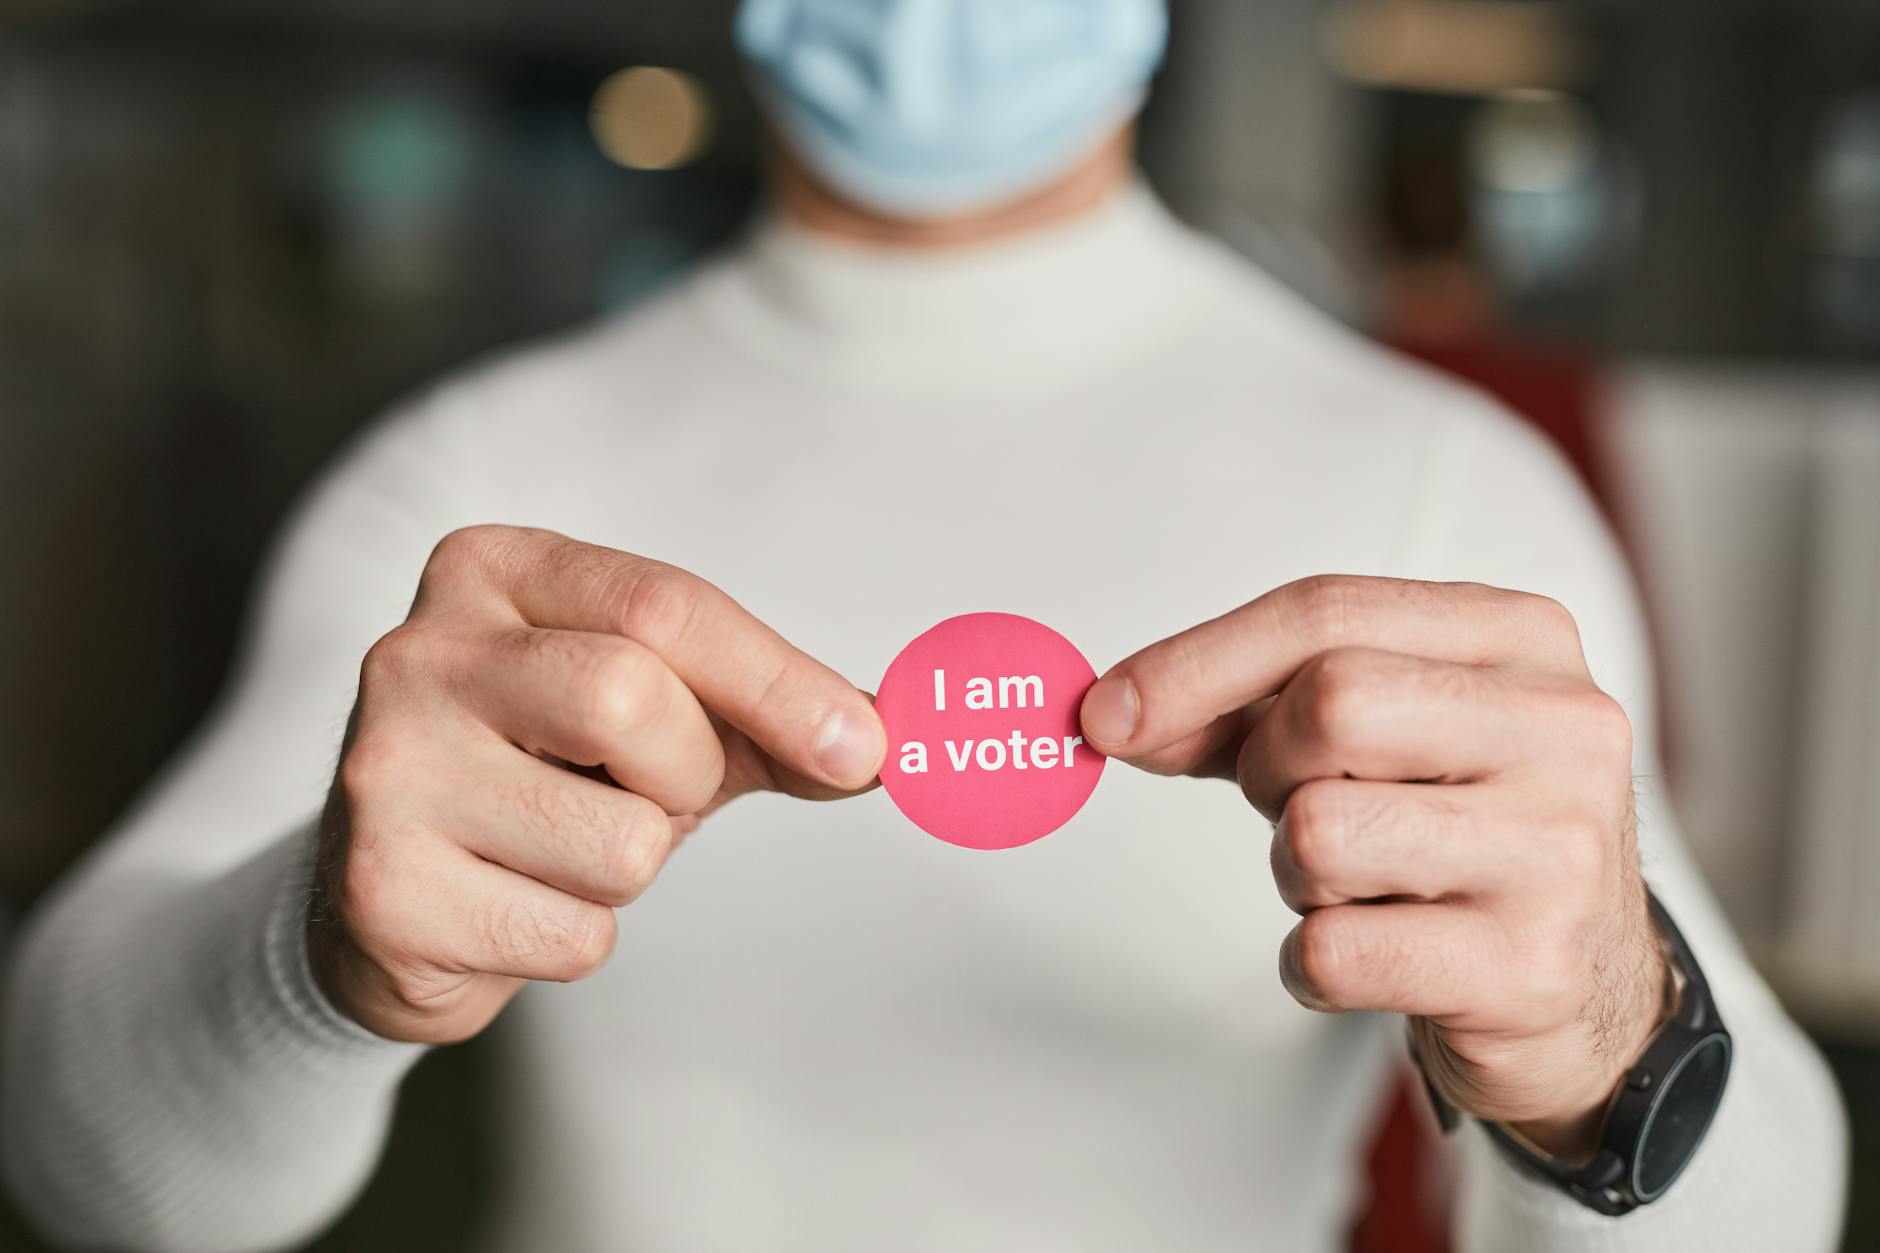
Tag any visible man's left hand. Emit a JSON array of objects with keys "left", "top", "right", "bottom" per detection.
[{"left": 1080, "top": 575, "right": 1668, "bottom": 1161}]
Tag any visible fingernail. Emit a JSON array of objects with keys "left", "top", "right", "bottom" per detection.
[
  {"left": 814, "top": 709, "right": 881, "bottom": 788},
  {"left": 1081, "top": 675, "right": 1140, "bottom": 748}
]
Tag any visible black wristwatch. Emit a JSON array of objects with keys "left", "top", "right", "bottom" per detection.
[{"left": 1413, "top": 890, "right": 1731, "bottom": 1216}]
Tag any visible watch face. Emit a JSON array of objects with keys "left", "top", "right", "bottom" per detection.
[{"left": 1633, "top": 1032, "right": 1731, "bottom": 1201}]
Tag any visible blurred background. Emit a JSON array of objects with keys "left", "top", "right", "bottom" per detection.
[{"left": 1, "top": 0, "right": 1876, "bottom": 1248}]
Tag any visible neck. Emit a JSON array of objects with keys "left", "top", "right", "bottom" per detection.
[{"left": 767, "top": 128, "right": 1137, "bottom": 250}]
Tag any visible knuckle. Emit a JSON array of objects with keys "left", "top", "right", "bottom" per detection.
[
  {"left": 514, "top": 777, "right": 665, "bottom": 905},
  {"left": 616, "top": 564, "right": 703, "bottom": 654},
  {"left": 1296, "top": 909, "right": 1354, "bottom": 1003},
  {"left": 1284, "top": 575, "right": 1363, "bottom": 647},
  {"left": 555, "top": 905, "right": 618, "bottom": 981},
  {"left": 359, "top": 625, "right": 430, "bottom": 689},
  {"left": 334, "top": 836, "right": 435, "bottom": 972},
  {"left": 595, "top": 801, "right": 673, "bottom": 906},
  {"left": 1295, "top": 650, "right": 1371, "bottom": 745},
  {"left": 1282, "top": 782, "right": 1347, "bottom": 878},
  {"left": 1573, "top": 688, "right": 1634, "bottom": 762},
  {"left": 337, "top": 731, "right": 404, "bottom": 806},
  {"left": 583, "top": 641, "right": 663, "bottom": 739},
  {"left": 1522, "top": 592, "right": 1580, "bottom": 639},
  {"left": 478, "top": 894, "right": 614, "bottom": 981},
  {"left": 426, "top": 524, "right": 507, "bottom": 581},
  {"left": 742, "top": 654, "right": 794, "bottom": 723},
  {"left": 1515, "top": 591, "right": 1589, "bottom": 665}
]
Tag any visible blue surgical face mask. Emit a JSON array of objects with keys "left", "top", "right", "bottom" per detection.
[{"left": 736, "top": 0, "right": 1168, "bottom": 219}]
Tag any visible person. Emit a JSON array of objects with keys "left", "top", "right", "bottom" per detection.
[{"left": 0, "top": 1, "right": 1847, "bottom": 1250}]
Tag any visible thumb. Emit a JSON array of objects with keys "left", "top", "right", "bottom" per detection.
[{"left": 705, "top": 700, "right": 885, "bottom": 812}]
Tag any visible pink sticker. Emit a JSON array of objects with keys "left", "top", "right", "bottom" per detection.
[{"left": 876, "top": 612, "right": 1105, "bottom": 851}]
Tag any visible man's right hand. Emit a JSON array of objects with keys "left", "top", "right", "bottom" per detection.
[{"left": 308, "top": 525, "right": 886, "bottom": 1043}]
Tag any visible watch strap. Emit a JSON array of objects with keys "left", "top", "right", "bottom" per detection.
[{"left": 1409, "top": 889, "right": 1730, "bottom": 1216}]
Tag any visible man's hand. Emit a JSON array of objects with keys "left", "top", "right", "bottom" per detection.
[
  {"left": 310, "top": 525, "right": 886, "bottom": 1045},
  {"left": 1080, "top": 575, "right": 1667, "bottom": 1161}
]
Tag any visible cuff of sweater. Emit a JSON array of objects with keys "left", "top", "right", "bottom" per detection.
[
  {"left": 1456, "top": 1121, "right": 1657, "bottom": 1252},
  {"left": 2, "top": 824, "right": 424, "bottom": 1250}
]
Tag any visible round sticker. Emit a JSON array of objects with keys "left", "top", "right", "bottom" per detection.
[{"left": 876, "top": 612, "right": 1105, "bottom": 851}]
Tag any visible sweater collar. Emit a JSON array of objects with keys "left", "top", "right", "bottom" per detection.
[{"left": 689, "top": 181, "right": 1209, "bottom": 394}]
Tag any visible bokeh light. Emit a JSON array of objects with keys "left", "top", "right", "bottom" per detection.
[
  {"left": 1467, "top": 89, "right": 1597, "bottom": 194},
  {"left": 1319, "top": 0, "right": 1586, "bottom": 96},
  {"left": 588, "top": 66, "right": 713, "bottom": 170},
  {"left": 1466, "top": 88, "right": 1618, "bottom": 294}
]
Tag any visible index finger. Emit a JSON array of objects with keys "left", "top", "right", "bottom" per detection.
[
  {"left": 1079, "top": 575, "right": 1586, "bottom": 765},
  {"left": 445, "top": 526, "right": 885, "bottom": 790}
]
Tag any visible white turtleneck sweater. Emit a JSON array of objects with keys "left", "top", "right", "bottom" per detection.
[{"left": 1, "top": 186, "right": 1846, "bottom": 1253}]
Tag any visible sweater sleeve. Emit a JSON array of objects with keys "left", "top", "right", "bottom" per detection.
[
  {"left": 1, "top": 389, "right": 481, "bottom": 1252},
  {"left": 1399, "top": 398, "right": 1850, "bottom": 1252}
]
